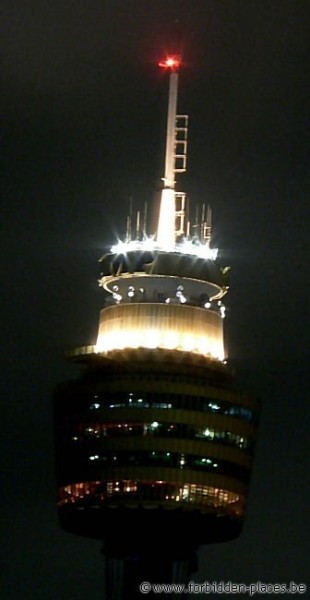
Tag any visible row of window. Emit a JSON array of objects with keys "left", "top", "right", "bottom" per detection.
[
  {"left": 83, "top": 450, "right": 250, "bottom": 482},
  {"left": 59, "top": 480, "right": 243, "bottom": 513},
  {"left": 87, "top": 391, "right": 256, "bottom": 423},
  {"left": 73, "top": 422, "right": 252, "bottom": 452}
]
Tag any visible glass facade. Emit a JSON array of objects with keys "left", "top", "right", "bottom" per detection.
[
  {"left": 54, "top": 355, "right": 258, "bottom": 540},
  {"left": 71, "top": 422, "right": 253, "bottom": 452},
  {"left": 58, "top": 480, "right": 244, "bottom": 516},
  {"left": 61, "top": 390, "right": 257, "bottom": 423}
]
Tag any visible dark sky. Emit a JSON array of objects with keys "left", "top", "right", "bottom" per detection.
[{"left": 1, "top": 1, "right": 309, "bottom": 597}]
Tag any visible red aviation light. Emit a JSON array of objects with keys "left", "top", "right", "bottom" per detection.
[{"left": 158, "top": 55, "right": 181, "bottom": 70}]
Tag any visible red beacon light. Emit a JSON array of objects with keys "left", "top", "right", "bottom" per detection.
[{"left": 158, "top": 55, "right": 181, "bottom": 70}]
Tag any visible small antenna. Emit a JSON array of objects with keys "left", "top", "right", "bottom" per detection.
[
  {"left": 192, "top": 205, "right": 199, "bottom": 241},
  {"left": 142, "top": 202, "right": 148, "bottom": 237},
  {"left": 201, "top": 203, "right": 206, "bottom": 240},
  {"left": 205, "top": 205, "right": 212, "bottom": 244},
  {"left": 125, "top": 196, "right": 133, "bottom": 241},
  {"left": 186, "top": 220, "right": 191, "bottom": 237},
  {"left": 185, "top": 196, "right": 190, "bottom": 238},
  {"left": 125, "top": 216, "right": 131, "bottom": 242},
  {"left": 136, "top": 210, "right": 140, "bottom": 240}
]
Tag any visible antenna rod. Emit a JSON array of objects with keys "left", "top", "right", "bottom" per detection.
[
  {"left": 142, "top": 202, "right": 148, "bottom": 237},
  {"left": 163, "top": 71, "right": 178, "bottom": 189},
  {"left": 157, "top": 55, "right": 182, "bottom": 250},
  {"left": 136, "top": 210, "right": 140, "bottom": 240}
]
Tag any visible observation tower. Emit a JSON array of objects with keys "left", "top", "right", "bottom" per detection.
[{"left": 54, "top": 55, "right": 259, "bottom": 598}]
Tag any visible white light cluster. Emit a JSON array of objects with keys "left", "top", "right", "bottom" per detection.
[
  {"left": 110, "top": 237, "right": 218, "bottom": 261},
  {"left": 111, "top": 239, "right": 156, "bottom": 254},
  {"left": 177, "top": 240, "right": 218, "bottom": 260},
  {"left": 176, "top": 285, "right": 187, "bottom": 304}
]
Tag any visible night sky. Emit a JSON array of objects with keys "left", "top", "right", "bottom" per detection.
[{"left": 2, "top": 1, "right": 309, "bottom": 598}]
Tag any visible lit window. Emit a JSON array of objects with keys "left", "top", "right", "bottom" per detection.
[
  {"left": 203, "top": 428, "right": 214, "bottom": 439},
  {"left": 179, "top": 454, "right": 186, "bottom": 466},
  {"left": 208, "top": 402, "right": 220, "bottom": 411}
]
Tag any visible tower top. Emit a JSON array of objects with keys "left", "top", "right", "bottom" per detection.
[
  {"left": 158, "top": 55, "right": 182, "bottom": 71},
  {"left": 107, "top": 53, "right": 217, "bottom": 261}
]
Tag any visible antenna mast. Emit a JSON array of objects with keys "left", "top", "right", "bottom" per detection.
[{"left": 157, "top": 55, "right": 188, "bottom": 250}]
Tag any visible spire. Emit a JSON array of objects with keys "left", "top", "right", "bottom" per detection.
[
  {"left": 157, "top": 55, "right": 182, "bottom": 250},
  {"left": 109, "top": 54, "right": 217, "bottom": 262}
]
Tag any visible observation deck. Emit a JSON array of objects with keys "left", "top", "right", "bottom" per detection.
[{"left": 55, "top": 346, "right": 259, "bottom": 545}]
